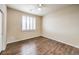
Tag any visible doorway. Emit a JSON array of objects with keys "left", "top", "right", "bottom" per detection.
[{"left": 0, "top": 9, "right": 3, "bottom": 52}]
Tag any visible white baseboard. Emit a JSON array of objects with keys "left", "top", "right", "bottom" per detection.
[
  {"left": 6, "top": 34, "right": 79, "bottom": 49},
  {"left": 42, "top": 35, "right": 79, "bottom": 48},
  {"left": 7, "top": 35, "right": 41, "bottom": 44}
]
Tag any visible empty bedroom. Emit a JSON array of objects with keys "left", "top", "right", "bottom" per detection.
[{"left": 0, "top": 4, "right": 79, "bottom": 55}]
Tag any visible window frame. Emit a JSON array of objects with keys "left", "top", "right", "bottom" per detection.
[{"left": 21, "top": 15, "right": 36, "bottom": 32}]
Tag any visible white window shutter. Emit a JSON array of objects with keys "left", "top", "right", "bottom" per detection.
[{"left": 22, "top": 16, "right": 36, "bottom": 31}]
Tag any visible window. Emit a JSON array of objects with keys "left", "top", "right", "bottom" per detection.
[{"left": 22, "top": 15, "right": 36, "bottom": 31}]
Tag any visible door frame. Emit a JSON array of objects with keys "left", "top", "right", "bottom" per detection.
[{"left": 0, "top": 9, "right": 4, "bottom": 52}]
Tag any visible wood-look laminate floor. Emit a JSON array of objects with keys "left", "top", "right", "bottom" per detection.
[{"left": 1, "top": 36, "right": 79, "bottom": 55}]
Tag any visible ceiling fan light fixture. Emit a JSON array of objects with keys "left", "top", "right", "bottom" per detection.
[
  {"left": 37, "top": 7, "right": 42, "bottom": 11},
  {"left": 31, "top": 4, "right": 43, "bottom": 12},
  {"left": 39, "top": 4, "right": 42, "bottom": 7}
]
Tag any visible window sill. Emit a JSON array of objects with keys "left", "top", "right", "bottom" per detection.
[{"left": 22, "top": 30, "right": 36, "bottom": 32}]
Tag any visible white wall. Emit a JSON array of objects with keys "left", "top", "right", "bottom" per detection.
[
  {"left": 0, "top": 4, "right": 7, "bottom": 50},
  {"left": 7, "top": 8, "right": 42, "bottom": 43},
  {"left": 42, "top": 5, "right": 79, "bottom": 48}
]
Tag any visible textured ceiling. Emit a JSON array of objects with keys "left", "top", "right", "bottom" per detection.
[{"left": 7, "top": 4, "right": 70, "bottom": 16}]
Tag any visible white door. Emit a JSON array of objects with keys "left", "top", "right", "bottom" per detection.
[{"left": 0, "top": 10, "right": 3, "bottom": 52}]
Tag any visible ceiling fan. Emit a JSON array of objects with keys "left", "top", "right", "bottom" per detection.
[{"left": 31, "top": 4, "right": 46, "bottom": 11}]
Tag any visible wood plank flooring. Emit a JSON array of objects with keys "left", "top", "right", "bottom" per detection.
[{"left": 1, "top": 36, "right": 79, "bottom": 55}]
